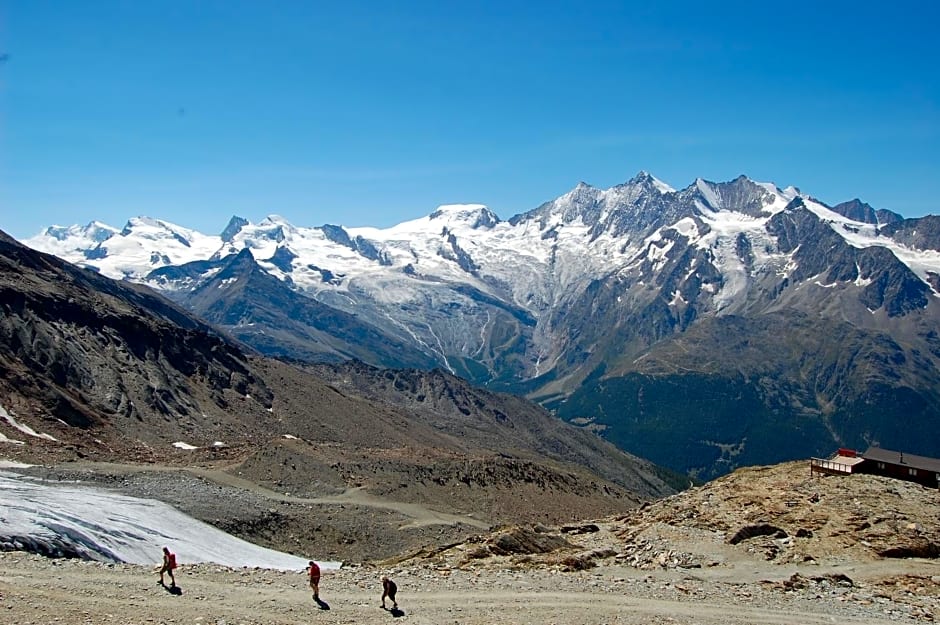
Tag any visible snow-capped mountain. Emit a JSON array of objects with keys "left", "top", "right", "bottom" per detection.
[{"left": 23, "top": 172, "right": 940, "bottom": 478}]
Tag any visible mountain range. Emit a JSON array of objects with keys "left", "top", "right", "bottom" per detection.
[
  {"left": 22, "top": 172, "right": 940, "bottom": 479},
  {"left": 0, "top": 229, "right": 680, "bottom": 558}
]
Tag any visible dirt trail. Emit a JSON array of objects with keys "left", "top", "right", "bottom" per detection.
[
  {"left": 307, "top": 486, "right": 491, "bottom": 529},
  {"left": 28, "top": 460, "right": 492, "bottom": 529},
  {"left": 181, "top": 464, "right": 490, "bottom": 528}
]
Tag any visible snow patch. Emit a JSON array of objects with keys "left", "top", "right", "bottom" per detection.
[
  {"left": 1, "top": 405, "right": 58, "bottom": 442},
  {"left": 854, "top": 262, "right": 872, "bottom": 287},
  {"left": 0, "top": 459, "right": 33, "bottom": 468},
  {"left": 646, "top": 239, "right": 675, "bottom": 263},
  {"left": 695, "top": 178, "right": 722, "bottom": 209},
  {"left": 650, "top": 175, "right": 675, "bottom": 194},
  {"left": 671, "top": 218, "right": 700, "bottom": 239},
  {"left": 0, "top": 471, "right": 340, "bottom": 570},
  {"left": 0, "top": 432, "right": 25, "bottom": 445}
]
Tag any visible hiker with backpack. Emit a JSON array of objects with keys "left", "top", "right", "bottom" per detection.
[{"left": 159, "top": 546, "right": 177, "bottom": 587}]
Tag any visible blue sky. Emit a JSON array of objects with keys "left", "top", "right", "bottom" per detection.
[{"left": 2, "top": 1, "right": 938, "bottom": 239}]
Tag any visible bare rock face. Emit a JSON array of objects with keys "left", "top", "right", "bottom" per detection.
[
  {"left": 485, "top": 526, "right": 573, "bottom": 556},
  {"left": 0, "top": 231, "right": 276, "bottom": 460}
]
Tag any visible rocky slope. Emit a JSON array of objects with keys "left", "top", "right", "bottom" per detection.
[
  {"left": 0, "top": 230, "right": 275, "bottom": 454},
  {"left": 395, "top": 459, "right": 940, "bottom": 621},
  {"left": 406, "top": 460, "right": 940, "bottom": 572}
]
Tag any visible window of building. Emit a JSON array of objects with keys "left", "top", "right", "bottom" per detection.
[
  {"left": 877, "top": 462, "right": 885, "bottom": 469},
  {"left": 908, "top": 468, "right": 917, "bottom": 476}
]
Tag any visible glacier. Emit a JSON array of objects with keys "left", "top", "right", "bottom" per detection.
[{"left": 0, "top": 469, "right": 340, "bottom": 571}]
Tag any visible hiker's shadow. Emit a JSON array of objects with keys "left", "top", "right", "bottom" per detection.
[
  {"left": 386, "top": 607, "right": 405, "bottom": 618},
  {"left": 315, "top": 597, "right": 330, "bottom": 610},
  {"left": 160, "top": 582, "right": 183, "bottom": 596}
]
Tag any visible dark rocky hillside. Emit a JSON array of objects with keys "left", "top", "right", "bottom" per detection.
[
  {"left": 0, "top": 231, "right": 274, "bottom": 450},
  {"left": 302, "top": 360, "right": 687, "bottom": 495}
]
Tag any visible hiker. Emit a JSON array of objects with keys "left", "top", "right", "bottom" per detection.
[
  {"left": 159, "top": 546, "right": 177, "bottom": 586},
  {"left": 308, "top": 560, "right": 321, "bottom": 600},
  {"left": 381, "top": 575, "right": 398, "bottom": 610}
]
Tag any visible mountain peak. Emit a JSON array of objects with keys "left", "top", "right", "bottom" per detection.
[
  {"left": 627, "top": 171, "right": 674, "bottom": 194},
  {"left": 259, "top": 214, "right": 294, "bottom": 228},
  {"left": 626, "top": 171, "right": 654, "bottom": 185},
  {"left": 428, "top": 204, "right": 499, "bottom": 229},
  {"left": 122, "top": 216, "right": 180, "bottom": 230},
  {"left": 221, "top": 216, "right": 249, "bottom": 242},
  {"left": 42, "top": 221, "right": 117, "bottom": 244},
  {"left": 564, "top": 181, "right": 598, "bottom": 199},
  {"left": 431, "top": 203, "right": 489, "bottom": 213},
  {"left": 121, "top": 216, "right": 157, "bottom": 236}
]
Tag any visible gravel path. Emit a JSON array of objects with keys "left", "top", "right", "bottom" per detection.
[{"left": 2, "top": 551, "right": 936, "bottom": 624}]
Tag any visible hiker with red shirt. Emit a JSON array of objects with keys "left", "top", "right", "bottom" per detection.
[
  {"left": 159, "top": 546, "right": 177, "bottom": 587},
  {"left": 308, "top": 560, "right": 321, "bottom": 600}
]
